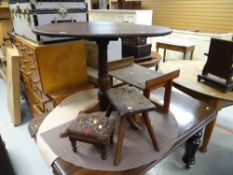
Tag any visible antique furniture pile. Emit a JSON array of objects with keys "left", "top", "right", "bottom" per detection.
[
  {"left": 27, "top": 21, "right": 217, "bottom": 175},
  {"left": 0, "top": 1, "right": 225, "bottom": 174}
]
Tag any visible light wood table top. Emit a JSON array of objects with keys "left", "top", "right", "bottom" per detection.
[
  {"left": 159, "top": 60, "right": 233, "bottom": 102},
  {"left": 159, "top": 60, "right": 233, "bottom": 152}
]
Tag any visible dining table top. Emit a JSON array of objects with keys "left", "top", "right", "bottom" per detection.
[
  {"left": 32, "top": 21, "right": 172, "bottom": 39},
  {"left": 159, "top": 60, "right": 233, "bottom": 102}
]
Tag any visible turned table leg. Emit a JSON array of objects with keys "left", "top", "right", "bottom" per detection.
[
  {"left": 96, "top": 40, "right": 112, "bottom": 111},
  {"left": 199, "top": 117, "right": 217, "bottom": 152},
  {"left": 199, "top": 99, "right": 220, "bottom": 153},
  {"left": 182, "top": 129, "right": 203, "bottom": 168}
]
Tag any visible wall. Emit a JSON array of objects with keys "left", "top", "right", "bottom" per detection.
[{"left": 141, "top": 0, "right": 233, "bottom": 33}]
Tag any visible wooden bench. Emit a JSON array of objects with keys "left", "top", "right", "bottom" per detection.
[{"left": 156, "top": 38, "right": 195, "bottom": 62}]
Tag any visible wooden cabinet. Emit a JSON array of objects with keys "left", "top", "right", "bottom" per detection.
[
  {"left": 0, "top": 1, "right": 13, "bottom": 79},
  {"left": 6, "top": 47, "right": 21, "bottom": 126},
  {"left": 15, "top": 37, "right": 53, "bottom": 116},
  {"left": 15, "top": 36, "right": 88, "bottom": 117},
  {"left": 0, "top": 1, "right": 13, "bottom": 45}
]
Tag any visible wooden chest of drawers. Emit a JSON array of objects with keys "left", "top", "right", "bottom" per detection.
[
  {"left": 0, "top": 1, "right": 13, "bottom": 45},
  {"left": 15, "top": 36, "right": 88, "bottom": 117}
]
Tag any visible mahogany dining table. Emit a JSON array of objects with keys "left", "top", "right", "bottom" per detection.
[{"left": 159, "top": 60, "right": 233, "bottom": 152}]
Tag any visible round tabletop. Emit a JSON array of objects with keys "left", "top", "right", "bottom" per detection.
[
  {"left": 32, "top": 21, "right": 172, "bottom": 39},
  {"left": 159, "top": 60, "right": 233, "bottom": 102}
]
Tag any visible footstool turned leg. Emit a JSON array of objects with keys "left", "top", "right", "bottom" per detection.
[
  {"left": 101, "top": 145, "right": 107, "bottom": 160},
  {"left": 110, "top": 130, "right": 114, "bottom": 144},
  {"left": 69, "top": 138, "right": 77, "bottom": 153},
  {"left": 106, "top": 104, "right": 113, "bottom": 117}
]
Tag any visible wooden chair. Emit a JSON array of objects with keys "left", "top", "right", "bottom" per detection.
[{"left": 198, "top": 38, "right": 233, "bottom": 91}]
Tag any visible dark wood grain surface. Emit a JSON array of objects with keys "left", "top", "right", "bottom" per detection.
[
  {"left": 32, "top": 22, "right": 172, "bottom": 39},
  {"left": 109, "top": 64, "right": 164, "bottom": 89},
  {"left": 106, "top": 87, "right": 155, "bottom": 116}
]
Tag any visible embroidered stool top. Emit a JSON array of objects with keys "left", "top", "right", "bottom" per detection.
[{"left": 66, "top": 112, "right": 115, "bottom": 144}]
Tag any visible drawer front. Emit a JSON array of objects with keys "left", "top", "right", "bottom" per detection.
[{"left": 15, "top": 37, "right": 55, "bottom": 116}]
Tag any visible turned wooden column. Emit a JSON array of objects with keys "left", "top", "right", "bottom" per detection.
[
  {"left": 96, "top": 39, "right": 112, "bottom": 111},
  {"left": 182, "top": 129, "right": 203, "bottom": 168}
]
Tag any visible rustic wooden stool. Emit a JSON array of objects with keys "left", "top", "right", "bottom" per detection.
[
  {"left": 105, "top": 87, "right": 160, "bottom": 165},
  {"left": 66, "top": 112, "right": 115, "bottom": 160}
]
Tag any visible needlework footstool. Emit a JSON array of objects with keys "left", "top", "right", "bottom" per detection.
[{"left": 66, "top": 112, "right": 115, "bottom": 160}]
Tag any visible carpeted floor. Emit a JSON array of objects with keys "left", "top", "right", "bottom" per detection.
[{"left": 0, "top": 77, "right": 233, "bottom": 175}]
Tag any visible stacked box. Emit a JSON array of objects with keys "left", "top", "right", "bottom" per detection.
[
  {"left": 9, "top": 0, "right": 87, "bottom": 43},
  {"left": 122, "top": 37, "right": 152, "bottom": 61}
]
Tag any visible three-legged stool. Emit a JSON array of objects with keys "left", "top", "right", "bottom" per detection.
[{"left": 106, "top": 87, "right": 160, "bottom": 165}]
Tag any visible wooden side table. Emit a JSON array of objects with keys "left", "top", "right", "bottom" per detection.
[{"left": 156, "top": 39, "right": 195, "bottom": 62}]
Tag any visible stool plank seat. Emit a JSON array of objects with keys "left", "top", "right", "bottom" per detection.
[
  {"left": 106, "top": 87, "right": 160, "bottom": 165},
  {"left": 106, "top": 87, "right": 155, "bottom": 115}
]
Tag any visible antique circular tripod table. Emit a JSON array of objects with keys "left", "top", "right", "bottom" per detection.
[{"left": 33, "top": 21, "right": 172, "bottom": 110}]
